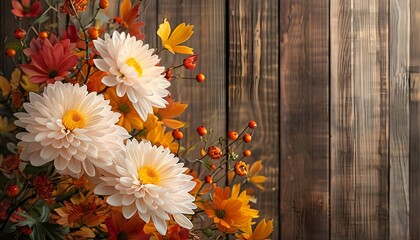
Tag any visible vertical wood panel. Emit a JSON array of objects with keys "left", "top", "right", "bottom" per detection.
[
  {"left": 330, "top": 0, "right": 356, "bottom": 238},
  {"left": 280, "top": 0, "right": 329, "bottom": 239},
  {"left": 157, "top": 0, "right": 226, "bottom": 149},
  {"left": 0, "top": 0, "right": 18, "bottom": 76},
  {"left": 331, "top": 0, "right": 389, "bottom": 239},
  {"left": 229, "top": 0, "right": 279, "bottom": 238},
  {"left": 389, "top": 0, "right": 410, "bottom": 238},
  {"left": 410, "top": 1, "right": 420, "bottom": 239}
]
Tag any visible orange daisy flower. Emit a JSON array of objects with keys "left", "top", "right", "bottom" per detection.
[
  {"left": 202, "top": 184, "right": 257, "bottom": 233},
  {"left": 52, "top": 193, "right": 110, "bottom": 228},
  {"left": 104, "top": 87, "right": 143, "bottom": 132}
]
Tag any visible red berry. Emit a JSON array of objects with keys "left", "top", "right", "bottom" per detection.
[
  {"left": 38, "top": 31, "right": 48, "bottom": 39},
  {"left": 5, "top": 184, "right": 19, "bottom": 198},
  {"left": 196, "top": 73, "right": 205, "bottom": 83},
  {"left": 99, "top": 0, "right": 109, "bottom": 8},
  {"left": 243, "top": 149, "right": 251, "bottom": 157},
  {"left": 197, "top": 125, "right": 207, "bottom": 136},
  {"left": 248, "top": 120, "right": 257, "bottom": 129},
  {"left": 243, "top": 133, "right": 252, "bottom": 143},
  {"left": 5, "top": 49, "right": 16, "bottom": 57},
  {"left": 228, "top": 131, "right": 238, "bottom": 140},
  {"left": 172, "top": 129, "right": 183, "bottom": 140},
  {"left": 87, "top": 27, "right": 99, "bottom": 40},
  {"left": 14, "top": 28, "right": 26, "bottom": 39},
  {"left": 205, "top": 175, "right": 213, "bottom": 184}
]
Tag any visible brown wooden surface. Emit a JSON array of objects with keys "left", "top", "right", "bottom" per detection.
[
  {"left": 410, "top": 1, "right": 420, "bottom": 239},
  {"left": 228, "top": 0, "right": 279, "bottom": 238},
  {"left": 280, "top": 0, "right": 329, "bottom": 239},
  {"left": 8, "top": 0, "right": 420, "bottom": 239},
  {"left": 389, "top": 0, "right": 410, "bottom": 238}
]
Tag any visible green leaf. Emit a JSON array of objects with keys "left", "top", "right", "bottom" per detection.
[
  {"left": 13, "top": 205, "right": 68, "bottom": 240},
  {"left": 33, "top": 14, "right": 49, "bottom": 25},
  {"left": 5, "top": 41, "right": 22, "bottom": 51}
]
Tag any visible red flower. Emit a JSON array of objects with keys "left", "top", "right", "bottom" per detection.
[
  {"left": 11, "top": 0, "right": 42, "bottom": 18},
  {"left": 20, "top": 38, "right": 78, "bottom": 84},
  {"left": 31, "top": 174, "right": 54, "bottom": 200},
  {"left": 183, "top": 55, "right": 198, "bottom": 69}
]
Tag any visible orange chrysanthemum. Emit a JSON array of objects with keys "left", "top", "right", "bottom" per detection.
[
  {"left": 104, "top": 87, "right": 143, "bottom": 132},
  {"left": 52, "top": 193, "right": 110, "bottom": 228},
  {"left": 154, "top": 96, "right": 187, "bottom": 129}
]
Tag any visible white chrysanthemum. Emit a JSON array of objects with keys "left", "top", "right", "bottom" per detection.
[
  {"left": 94, "top": 139, "right": 196, "bottom": 235},
  {"left": 93, "top": 31, "right": 170, "bottom": 121},
  {"left": 14, "top": 82, "right": 129, "bottom": 178}
]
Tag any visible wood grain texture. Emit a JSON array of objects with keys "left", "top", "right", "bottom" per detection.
[
  {"left": 280, "top": 0, "right": 329, "bottom": 239},
  {"left": 0, "top": 0, "right": 19, "bottom": 77},
  {"left": 410, "top": 1, "right": 420, "bottom": 239},
  {"left": 331, "top": 0, "right": 389, "bottom": 239},
  {"left": 330, "top": 0, "right": 356, "bottom": 238},
  {"left": 157, "top": 0, "right": 226, "bottom": 150},
  {"left": 389, "top": 0, "right": 410, "bottom": 238},
  {"left": 228, "top": 0, "right": 279, "bottom": 238}
]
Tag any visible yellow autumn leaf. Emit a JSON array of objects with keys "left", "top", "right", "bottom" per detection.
[{"left": 0, "top": 75, "right": 11, "bottom": 97}]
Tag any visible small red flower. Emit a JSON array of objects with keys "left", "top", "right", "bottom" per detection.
[
  {"left": 31, "top": 174, "right": 54, "bottom": 200},
  {"left": 183, "top": 55, "right": 198, "bottom": 70},
  {"left": 11, "top": 0, "right": 43, "bottom": 18},
  {"left": 0, "top": 155, "right": 20, "bottom": 173}
]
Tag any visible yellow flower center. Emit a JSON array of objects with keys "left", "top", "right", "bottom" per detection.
[
  {"left": 125, "top": 58, "right": 143, "bottom": 77},
  {"left": 138, "top": 166, "right": 159, "bottom": 185},
  {"left": 62, "top": 109, "right": 85, "bottom": 131}
]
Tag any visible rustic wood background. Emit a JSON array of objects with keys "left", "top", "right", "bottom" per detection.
[{"left": 3, "top": 0, "right": 420, "bottom": 239}]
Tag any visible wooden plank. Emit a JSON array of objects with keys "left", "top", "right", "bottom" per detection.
[
  {"left": 331, "top": 0, "right": 389, "bottom": 239},
  {"left": 410, "top": 1, "right": 420, "bottom": 239},
  {"left": 389, "top": 0, "right": 410, "bottom": 238},
  {"left": 157, "top": 0, "right": 226, "bottom": 150},
  {"left": 0, "top": 0, "right": 19, "bottom": 76},
  {"left": 279, "top": 0, "right": 329, "bottom": 239},
  {"left": 330, "top": 0, "right": 356, "bottom": 238},
  {"left": 229, "top": 0, "right": 279, "bottom": 238}
]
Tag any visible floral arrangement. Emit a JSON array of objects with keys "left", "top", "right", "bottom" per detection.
[{"left": 0, "top": 0, "right": 273, "bottom": 239}]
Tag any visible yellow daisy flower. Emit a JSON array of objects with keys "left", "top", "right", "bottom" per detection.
[
  {"left": 104, "top": 87, "right": 144, "bottom": 132},
  {"left": 157, "top": 18, "right": 194, "bottom": 54}
]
